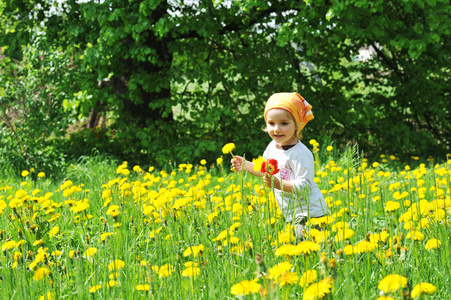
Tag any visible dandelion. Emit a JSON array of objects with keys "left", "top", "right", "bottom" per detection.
[
  {"left": 84, "top": 247, "right": 98, "bottom": 259},
  {"left": 222, "top": 143, "right": 235, "bottom": 155},
  {"left": 353, "top": 240, "right": 375, "bottom": 254},
  {"left": 100, "top": 232, "right": 114, "bottom": 242},
  {"left": 158, "top": 264, "right": 174, "bottom": 278},
  {"left": 384, "top": 201, "right": 401, "bottom": 212},
  {"left": 48, "top": 226, "right": 59, "bottom": 238},
  {"left": 275, "top": 244, "right": 298, "bottom": 256},
  {"left": 70, "top": 200, "right": 90, "bottom": 213},
  {"left": 107, "top": 280, "right": 119, "bottom": 287},
  {"left": 299, "top": 270, "right": 317, "bottom": 288},
  {"left": 303, "top": 277, "right": 333, "bottom": 300},
  {"left": 326, "top": 146, "right": 333, "bottom": 152},
  {"left": 106, "top": 205, "right": 120, "bottom": 217},
  {"left": 411, "top": 282, "right": 437, "bottom": 298},
  {"left": 334, "top": 228, "right": 354, "bottom": 242},
  {"left": 267, "top": 261, "right": 293, "bottom": 279},
  {"left": 252, "top": 156, "right": 266, "bottom": 172},
  {"left": 2, "top": 240, "right": 16, "bottom": 251},
  {"left": 230, "top": 279, "right": 261, "bottom": 296},
  {"left": 296, "top": 241, "right": 321, "bottom": 255},
  {"left": 378, "top": 274, "right": 408, "bottom": 293},
  {"left": 21, "top": 170, "right": 29, "bottom": 177},
  {"left": 108, "top": 259, "right": 125, "bottom": 271},
  {"left": 425, "top": 238, "right": 441, "bottom": 250},
  {"left": 34, "top": 267, "right": 51, "bottom": 281},
  {"left": 38, "top": 292, "right": 53, "bottom": 300},
  {"left": 38, "top": 172, "right": 45, "bottom": 178},
  {"left": 89, "top": 285, "right": 102, "bottom": 293},
  {"left": 183, "top": 245, "right": 204, "bottom": 257},
  {"left": 136, "top": 284, "right": 150, "bottom": 291},
  {"left": 182, "top": 265, "right": 201, "bottom": 278},
  {"left": 406, "top": 230, "right": 425, "bottom": 241},
  {"left": 279, "top": 272, "right": 299, "bottom": 286}
]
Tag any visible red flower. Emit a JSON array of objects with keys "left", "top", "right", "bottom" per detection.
[{"left": 261, "top": 159, "right": 279, "bottom": 175}]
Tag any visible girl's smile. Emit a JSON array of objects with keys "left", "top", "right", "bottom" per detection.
[{"left": 266, "top": 109, "right": 298, "bottom": 148}]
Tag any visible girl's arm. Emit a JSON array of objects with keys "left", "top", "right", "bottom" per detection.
[
  {"left": 232, "top": 156, "right": 263, "bottom": 177},
  {"left": 263, "top": 174, "right": 295, "bottom": 193}
]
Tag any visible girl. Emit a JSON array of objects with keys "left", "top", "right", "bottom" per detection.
[{"left": 231, "top": 92, "right": 328, "bottom": 237}]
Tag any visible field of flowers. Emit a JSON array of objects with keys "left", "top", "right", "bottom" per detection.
[{"left": 0, "top": 142, "right": 450, "bottom": 300}]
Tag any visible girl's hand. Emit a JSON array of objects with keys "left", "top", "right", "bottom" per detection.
[
  {"left": 231, "top": 156, "right": 245, "bottom": 172},
  {"left": 263, "top": 173, "right": 272, "bottom": 188},
  {"left": 263, "top": 173, "right": 280, "bottom": 189}
]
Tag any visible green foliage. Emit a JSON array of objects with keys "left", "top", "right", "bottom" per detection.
[
  {"left": 1, "top": 0, "right": 450, "bottom": 168},
  {"left": 0, "top": 40, "right": 79, "bottom": 175}
]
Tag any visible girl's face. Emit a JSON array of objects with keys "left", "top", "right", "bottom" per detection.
[{"left": 266, "top": 109, "right": 298, "bottom": 147}]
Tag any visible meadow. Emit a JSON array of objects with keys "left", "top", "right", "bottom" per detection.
[{"left": 0, "top": 141, "right": 450, "bottom": 300}]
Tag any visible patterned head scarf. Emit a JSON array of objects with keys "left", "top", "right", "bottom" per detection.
[{"left": 264, "top": 92, "right": 314, "bottom": 133}]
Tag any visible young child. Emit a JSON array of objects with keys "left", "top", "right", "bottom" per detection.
[{"left": 231, "top": 92, "right": 328, "bottom": 237}]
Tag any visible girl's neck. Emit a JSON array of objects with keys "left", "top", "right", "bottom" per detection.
[{"left": 275, "top": 138, "right": 299, "bottom": 150}]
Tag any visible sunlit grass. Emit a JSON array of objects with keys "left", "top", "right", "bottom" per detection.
[{"left": 0, "top": 143, "right": 449, "bottom": 299}]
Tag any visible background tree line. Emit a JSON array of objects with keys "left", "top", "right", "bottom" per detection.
[{"left": 1, "top": 0, "right": 450, "bottom": 174}]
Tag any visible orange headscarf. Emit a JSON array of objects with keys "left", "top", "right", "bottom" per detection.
[{"left": 264, "top": 92, "right": 314, "bottom": 133}]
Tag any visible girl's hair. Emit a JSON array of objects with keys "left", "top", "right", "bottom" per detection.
[{"left": 263, "top": 109, "right": 303, "bottom": 140}]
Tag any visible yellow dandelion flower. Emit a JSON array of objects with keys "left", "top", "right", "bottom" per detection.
[
  {"left": 212, "top": 230, "right": 229, "bottom": 242},
  {"left": 38, "top": 172, "right": 45, "bottom": 178},
  {"left": 252, "top": 156, "right": 266, "bottom": 172},
  {"left": 378, "top": 274, "right": 408, "bottom": 293},
  {"left": 70, "top": 201, "right": 90, "bottom": 213},
  {"left": 21, "top": 170, "right": 30, "bottom": 177},
  {"left": 135, "top": 284, "right": 150, "bottom": 291},
  {"left": 300, "top": 270, "right": 317, "bottom": 288},
  {"left": 149, "top": 227, "right": 163, "bottom": 238},
  {"left": 279, "top": 272, "right": 299, "bottom": 287},
  {"left": 222, "top": 143, "right": 235, "bottom": 154},
  {"left": 89, "top": 285, "right": 102, "bottom": 293},
  {"left": 158, "top": 264, "right": 174, "bottom": 278},
  {"left": 275, "top": 244, "right": 298, "bottom": 256},
  {"left": 267, "top": 261, "right": 293, "bottom": 279},
  {"left": 100, "top": 232, "right": 114, "bottom": 242},
  {"left": 2, "top": 240, "right": 16, "bottom": 251},
  {"left": 48, "top": 226, "right": 59, "bottom": 238},
  {"left": 207, "top": 212, "right": 219, "bottom": 223},
  {"left": 307, "top": 216, "right": 334, "bottom": 226},
  {"left": 376, "top": 297, "right": 394, "bottom": 300},
  {"left": 303, "top": 277, "right": 333, "bottom": 300},
  {"left": 108, "top": 259, "right": 125, "bottom": 271},
  {"left": 183, "top": 245, "right": 204, "bottom": 257},
  {"left": 182, "top": 266, "right": 201, "bottom": 278},
  {"left": 33, "top": 267, "right": 51, "bottom": 281},
  {"left": 296, "top": 241, "right": 321, "bottom": 255},
  {"left": 230, "top": 279, "right": 261, "bottom": 296},
  {"left": 353, "top": 240, "right": 375, "bottom": 254},
  {"left": 406, "top": 230, "right": 425, "bottom": 241},
  {"left": 384, "top": 201, "right": 401, "bottom": 212},
  {"left": 334, "top": 228, "right": 355, "bottom": 242},
  {"left": 84, "top": 247, "right": 98, "bottom": 259},
  {"left": 38, "top": 292, "right": 53, "bottom": 300},
  {"left": 107, "top": 280, "right": 119, "bottom": 287},
  {"left": 411, "top": 282, "right": 437, "bottom": 298},
  {"left": 425, "top": 238, "right": 441, "bottom": 250},
  {"left": 106, "top": 205, "right": 120, "bottom": 217}
]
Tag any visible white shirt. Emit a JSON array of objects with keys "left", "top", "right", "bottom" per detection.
[{"left": 263, "top": 140, "right": 328, "bottom": 222}]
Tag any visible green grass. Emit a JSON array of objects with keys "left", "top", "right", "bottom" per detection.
[{"left": 0, "top": 144, "right": 449, "bottom": 299}]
